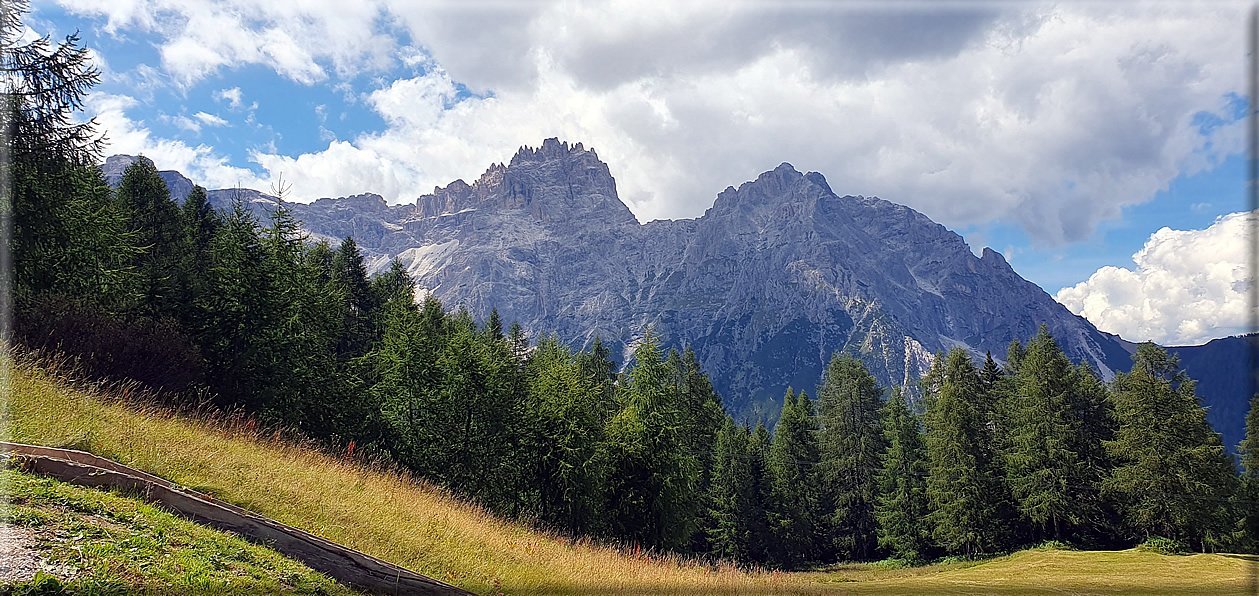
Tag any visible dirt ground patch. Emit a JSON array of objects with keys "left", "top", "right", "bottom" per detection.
[{"left": 0, "top": 523, "right": 77, "bottom": 585}]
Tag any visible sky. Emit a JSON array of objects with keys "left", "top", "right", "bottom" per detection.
[{"left": 31, "top": 0, "right": 1254, "bottom": 347}]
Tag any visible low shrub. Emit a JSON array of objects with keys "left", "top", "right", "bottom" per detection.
[{"left": 1137, "top": 536, "right": 1187, "bottom": 556}]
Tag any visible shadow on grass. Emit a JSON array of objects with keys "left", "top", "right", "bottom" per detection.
[{"left": 1219, "top": 553, "right": 1259, "bottom": 562}]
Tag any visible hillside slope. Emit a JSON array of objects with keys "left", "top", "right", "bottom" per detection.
[
  {"left": 4, "top": 356, "right": 817, "bottom": 596},
  {"left": 7, "top": 355, "right": 1255, "bottom": 595}
]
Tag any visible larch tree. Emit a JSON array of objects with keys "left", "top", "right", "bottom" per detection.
[
  {"left": 1003, "top": 325, "right": 1083, "bottom": 541},
  {"left": 603, "top": 328, "right": 700, "bottom": 551}
]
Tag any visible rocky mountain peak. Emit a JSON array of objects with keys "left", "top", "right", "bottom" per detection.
[
  {"left": 101, "top": 154, "right": 155, "bottom": 180},
  {"left": 414, "top": 137, "right": 634, "bottom": 227},
  {"left": 309, "top": 193, "right": 390, "bottom": 214},
  {"left": 100, "top": 154, "right": 195, "bottom": 204},
  {"left": 509, "top": 137, "right": 591, "bottom": 166},
  {"left": 707, "top": 162, "right": 835, "bottom": 223}
]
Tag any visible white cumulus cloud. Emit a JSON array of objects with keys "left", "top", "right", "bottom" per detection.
[
  {"left": 214, "top": 87, "right": 243, "bottom": 109},
  {"left": 70, "top": 1, "right": 1247, "bottom": 248},
  {"left": 90, "top": 93, "right": 268, "bottom": 191},
  {"left": 1056, "top": 211, "right": 1255, "bottom": 346},
  {"left": 193, "top": 111, "right": 228, "bottom": 127}
]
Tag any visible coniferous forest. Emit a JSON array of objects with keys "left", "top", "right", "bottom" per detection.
[{"left": 8, "top": 0, "right": 1259, "bottom": 571}]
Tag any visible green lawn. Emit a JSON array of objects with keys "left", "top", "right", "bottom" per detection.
[{"left": 0, "top": 467, "right": 362, "bottom": 595}]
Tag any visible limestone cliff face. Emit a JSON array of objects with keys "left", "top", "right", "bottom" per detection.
[{"left": 103, "top": 138, "right": 1133, "bottom": 420}]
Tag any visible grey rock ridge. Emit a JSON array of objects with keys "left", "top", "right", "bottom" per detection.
[
  {"left": 287, "top": 138, "right": 1136, "bottom": 420},
  {"left": 103, "top": 139, "right": 1137, "bottom": 422}
]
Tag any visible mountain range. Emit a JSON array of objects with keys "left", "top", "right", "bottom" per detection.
[{"left": 100, "top": 142, "right": 1255, "bottom": 452}]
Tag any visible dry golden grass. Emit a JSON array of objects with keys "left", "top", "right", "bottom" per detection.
[
  {"left": 1, "top": 355, "right": 830, "bottom": 595},
  {"left": 804, "top": 549, "right": 1259, "bottom": 595}
]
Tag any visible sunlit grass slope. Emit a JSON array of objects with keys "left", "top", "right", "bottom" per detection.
[
  {"left": 3, "top": 357, "right": 821, "bottom": 595},
  {"left": 2, "top": 467, "right": 361, "bottom": 595},
  {"left": 6, "top": 355, "right": 1256, "bottom": 595}
]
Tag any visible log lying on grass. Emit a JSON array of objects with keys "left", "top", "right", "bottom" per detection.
[{"left": 0, "top": 441, "right": 474, "bottom": 596}]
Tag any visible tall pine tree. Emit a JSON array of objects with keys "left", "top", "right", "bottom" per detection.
[
  {"left": 875, "top": 386, "right": 932, "bottom": 562},
  {"left": 765, "top": 388, "right": 822, "bottom": 568},
  {"left": 923, "top": 348, "right": 1005, "bottom": 557},
  {"left": 1003, "top": 325, "right": 1084, "bottom": 541},
  {"left": 1102, "top": 343, "right": 1237, "bottom": 549},
  {"left": 817, "top": 352, "right": 886, "bottom": 561}
]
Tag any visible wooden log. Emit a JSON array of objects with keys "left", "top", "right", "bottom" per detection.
[{"left": 0, "top": 442, "right": 474, "bottom": 596}]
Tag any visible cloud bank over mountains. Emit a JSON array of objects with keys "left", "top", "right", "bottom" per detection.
[
  {"left": 1057, "top": 211, "right": 1254, "bottom": 347},
  {"left": 61, "top": 1, "right": 1251, "bottom": 346},
  {"left": 65, "top": 1, "right": 1244, "bottom": 247}
]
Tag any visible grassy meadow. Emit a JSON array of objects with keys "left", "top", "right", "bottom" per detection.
[
  {"left": 3, "top": 354, "right": 1256, "bottom": 595},
  {"left": 2, "top": 467, "right": 359, "bottom": 595}
]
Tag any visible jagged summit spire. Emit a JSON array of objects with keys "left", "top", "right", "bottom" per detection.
[
  {"left": 510, "top": 137, "right": 597, "bottom": 166},
  {"left": 412, "top": 137, "right": 633, "bottom": 227}
]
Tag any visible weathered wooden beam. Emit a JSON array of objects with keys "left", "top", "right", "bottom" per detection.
[{"left": 0, "top": 442, "right": 475, "bottom": 596}]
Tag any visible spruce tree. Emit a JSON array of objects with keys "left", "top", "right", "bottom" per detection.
[
  {"left": 875, "top": 386, "right": 931, "bottom": 562},
  {"left": 116, "top": 159, "right": 183, "bottom": 316},
  {"left": 199, "top": 196, "right": 274, "bottom": 411},
  {"left": 483, "top": 307, "right": 504, "bottom": 343},
  {"left": 707, "top": 416, "right": 756, "bottom": 562},
  {"left": 1239, "top": 394, "right": 1259, "bottom": 553},
  {"left": 677, "top": 348, "right": 726, "bottom": 496},
  {"left": 330, "top": 237, "right": 379, "bottom": 357},
  {"left": 923, "top": 348, "right": 1004, "bottom": 557},
  {"left": 175, "top": 186, "right": 219, "bottom": 327},
  {"left": 577, "top": 336, "right": 617, "bottom": 421},
  {"left": 1003, "top": 325, "right": 1084, "bottom": 541},
  {"left": 766, "top": 388, "right": 822, "bottom": 568},
  {"left": 1068, "top": 360, "right": 1118, "bottom": 546},
  {"left": 747, "top": 420, "right": 774, "bottom": 565},
  {"left": 817, "top": 352, "right": 886, "bottom": 561},
  {"left": 1102, "top": 343, "right": 1237, "bottom": 548},
  {"left": 1240, "top": 394, "right": 1259, "bottom": 478},
  {"left": 603, "top": 328, "right": 700, "bottom": 550}
]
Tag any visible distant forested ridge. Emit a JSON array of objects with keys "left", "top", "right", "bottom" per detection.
[{"left": 8, "top": 0, "right": 1259, "bottom": 568}]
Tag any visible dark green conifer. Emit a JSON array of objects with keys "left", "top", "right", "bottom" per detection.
[
  {"left": 707, "top": 416, "right": 756, "bottom": 562},
  {"left": 1003, "top": 325, "right": 1083, "bottom": 541},
  {"left": 603, "top": 328, "right": 700, "bottom": 551},
  {"left": 1239, "top": 394, "right": 1259, "bottom": 553},
  {"left": 817, "top": 352, "right": 886, "bottom": 561},
  {"left": 766, "top": 388, "right": 822, "bottom": 568},
  {"left": 923, "top": 348, "right": 1005, "bottom": 557},
  {"left": 1102, "top": 343, "right": 1238, "bottom": 549},
  {"left": 116, "top": 159, "right": 183, "bottom": 316},
  {"left": 875, "top": 386, "right": 931, "bottom": 561}
]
